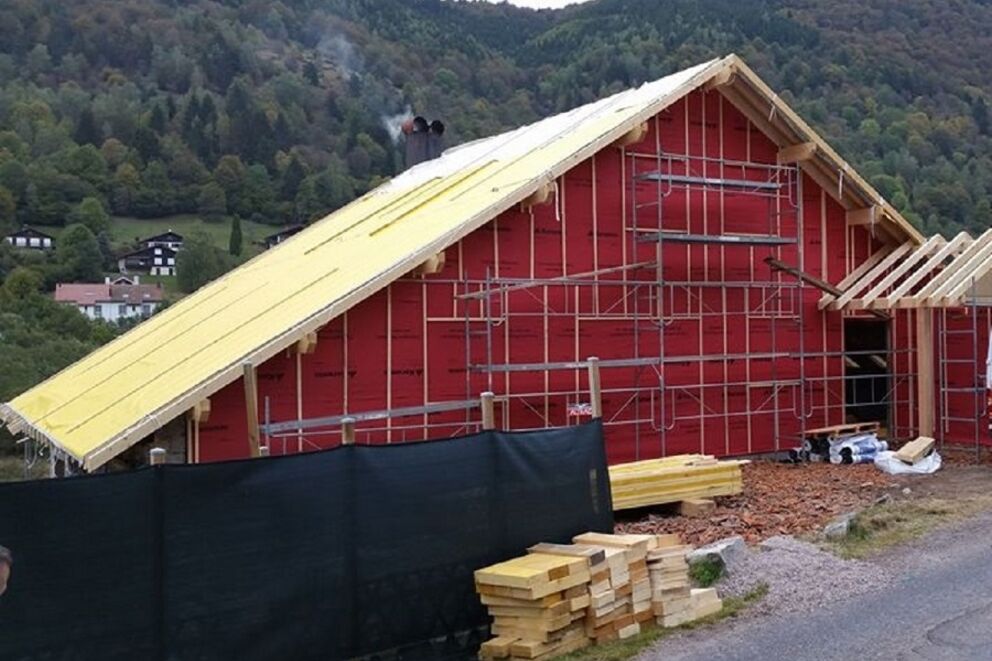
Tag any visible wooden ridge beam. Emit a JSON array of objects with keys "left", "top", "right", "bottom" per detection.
[
  {"left": 874, "top": 232, "right": 972, "bottom": 308},
  {"left": 704, "top": 65, "right": 735, "bottom": 91},
  {"left": 818, "top": 246, "right": 894, "bottom": 309},
  {"left": 828, "top": 241, "right": 914, "bottom": 310},
  {"left": 776, "top": 142, "right": 817, "bottom": 164},
  {"left": 848, "top": 235, "right": 945, "bottom": 309},
  {"left": 899, "top": 229, "right": 992, "bottom": 308}
]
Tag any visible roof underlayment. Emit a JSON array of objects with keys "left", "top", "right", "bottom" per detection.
[{"left": 0, "top": 54, "right": 925, "bottom": 470}]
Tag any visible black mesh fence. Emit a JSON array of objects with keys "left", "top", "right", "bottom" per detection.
[{"left": 0, "top": 421, "right": 612, "bottom": 660}]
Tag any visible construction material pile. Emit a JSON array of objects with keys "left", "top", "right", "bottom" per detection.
[
  {"left": 828, "top": 433, "right": 888, "bottom": 465},
  {"left": 475, "top": 553, "right": 592, "bottom": 660},
  {"left": 609, "top": 455, "right": 747, "bottom": 511},
  {"left": 476, "top": 533, "right": 722, "bottom": 659},
  {"left": 875, "top": 436, "right": 941, "bottom": 475}
]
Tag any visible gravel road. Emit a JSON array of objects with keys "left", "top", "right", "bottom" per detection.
[{"left": 639, "top": 510, "right": 992, "bottom": 660}]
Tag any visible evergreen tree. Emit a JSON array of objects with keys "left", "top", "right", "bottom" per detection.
[
  {"left": 149, "top": 104, "right": 167, "bottom": 133},
  {"left": 229, "top": 215, "right": 242, "bottom": 256},
  {"left": 280, "top": 156, "right": 306, "bottom": 199},
  {"left": 74, "top": 108, "right": 101, "bottom": 146}
]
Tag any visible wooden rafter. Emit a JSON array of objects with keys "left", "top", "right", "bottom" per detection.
[
  {"left": 897, "top": 229, "right": 992, "bottom": 308},
  {"left": 818, "top": 246, "right": 895, "bottom": 309},
  {"left": 872, "top": 232, "right": 973, "bottom": 309},
  {"left": 828, "top": 242, "right": 914, "bottom": 310},
  {"left": 765, "top": 257, "right": 888, "bottom": 319},
  {"left": 922, "top": 230, "right": 992, "bottom": 306},
  {"left": 847, "top": 235, "right": 946, "bottom": 309}
]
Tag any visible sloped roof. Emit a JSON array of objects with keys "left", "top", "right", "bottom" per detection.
[
  {"left": 0, "top": 54, "right": 923, "bottom": 470},
  {"left": 54, "top": 284, "right": 112, "bottom": 306}
]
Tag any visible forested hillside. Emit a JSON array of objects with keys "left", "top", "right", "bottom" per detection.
[
  {"left": 1, "top": 0, "right": 990, "bottom": 245},
  {"left": 1, "top": 0, "right": 991, "bottom": 436}
]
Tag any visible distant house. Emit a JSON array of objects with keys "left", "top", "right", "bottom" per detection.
[
  {"left": 4, "top": 227, "right": 55, "bottom": 250},
  {"left": 142, "top": 230, "right": 183, "bottom": 251},
  {"left": 118, "top": 245, "right": 178, "bottom": 276},
  {"left": 55, "top": 276, "right": 164, "bottom": 322},
  {"left": 261, "top": 224, "right": 304, "bottom": 249}
]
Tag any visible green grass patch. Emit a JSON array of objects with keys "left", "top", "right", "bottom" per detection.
[
  {"left": 557, "top": 584, "right": 768, "bottom": 661},
  {"left": 108, "top": 214, "right": 276, "bottom": 253},
  {"left": 688, "top": 557, "right": 723, "bottom": 588},
  {"left": 829, "top": 496, "right": 992, "bottom": 559}
]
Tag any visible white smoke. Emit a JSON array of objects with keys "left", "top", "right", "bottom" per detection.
[
  {"left": 316, "top": 32, "right": 361, "bottom": 79},
  {"left": 382, "top": 106, "right": 414, "bottom": 144}
]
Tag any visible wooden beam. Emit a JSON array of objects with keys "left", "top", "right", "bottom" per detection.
[
  {"left": 848, "top": 235, "right": 945, "bottom": 309},
  {"left": 480, "top": 392, "right": 496, "bottom": 430},
  {"left": 905, "top": 229, "right": 992, "bottom": 307},
  {"left": 295, "top": 331, "right": 318, "bottom": 355},
  {"left": 587, "top": 357, "right": 603, "bottom": 418},
  {"left": 916, "top": 310, "right": 934, "bottom": 437},
  {"left": 149, "top": 447, "right": 167, "bottom": 465},
  {"left": 776, "top": 142, "right": 816, "bottom": 164},
  {"left": 614, "top": 122, "right": 648, "bottom": 147},
  {"left": 765, "top": 257, "right": 889, "bottom": 319},
  {"left": 818, "top": 246, "right": 894, "bottom": 309},
  {"left": 243, "top": 362, "right": 261, "bottom": 458},
  {"left": 704, "top": 66, "right": 735, "bottom": 91},
  {"left": 847, "top": 205, "right": 882, "bottom": 226},
  {"left": 414, "top": 251, "right": 446, "bottom": 276},
  {"left": 341, "top": 417, "right": 356, "bottom": 445},
  {"left": 829, "top": 242, "right": 914, "bottom": 310},
  {"left": 192, "top": 398, "right": 211, "bottom": 424},
  {"left": 875, "top": 232, "right": 972, "bottom": 308}
]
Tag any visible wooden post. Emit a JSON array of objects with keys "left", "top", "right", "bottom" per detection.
[
  {"left": 341, "top": 417, "right": 356, "bottom": 445},
  {"left": 243, "top": 362, "right": 261, "bottom": 458},
  {"left": 149, "top": 447, "right": 167, "bottom": 465},
  {"left": 587, "top": 356, "right": 603, "bottom": 419},
  {"left": 259, "top": 445, "right": 270, "bottom": 458},
  {"left": 481, "top": 392, "right": 496, "bottom": 430},
  {"left": 916, "top": 309, "right": 935, "bottom": 437}
]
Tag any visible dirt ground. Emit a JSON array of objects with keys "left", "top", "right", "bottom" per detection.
[{"left": 614, "top": 447, "right": 992, "bottom": 546}]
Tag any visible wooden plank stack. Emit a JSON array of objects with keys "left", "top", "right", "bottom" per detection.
[
  {"left": 690, "top": 588, "right": 723, "bottom": 619},
  {"left": 475, "top": 553, "right": 592, "bottom": 660},
  {"left": 476, "top": 533, "right": 727, "bottom": 658},
  {"left": 571, "top": 532, "right": 657, "bottom": 642},
  {"left": 646, "top": 535, "right": 694, "bottom": 627},
  {"left": 608, "top": 455, "right": 747, "bottom": 511},
  {"left": 894, "top": 436, "right": 935, "bottom": 464}
]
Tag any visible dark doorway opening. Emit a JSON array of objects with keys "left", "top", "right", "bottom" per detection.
[{"left": 844, "top": 319, "right": 890, "bottom": 426}]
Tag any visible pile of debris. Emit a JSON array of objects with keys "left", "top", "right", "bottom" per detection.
[
  {"left": 475, "top": 533, "right": 722, "bottom": 660},
  {"left": 616, "top": 461, "right": 892, "bottom": 545}
]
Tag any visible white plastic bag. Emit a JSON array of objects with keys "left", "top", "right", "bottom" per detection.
[{"left": 873, "top": 449, "right": 942, "bottom": 475}]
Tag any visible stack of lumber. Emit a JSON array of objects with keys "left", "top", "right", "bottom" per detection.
[
  {"left": 571, "top": 532, "right": 656, "bottom": 642},
  {"left": 475, "top": 553, "right": 592, "bottom": 660},
  {"left": 646, "top": 535, "right": 693, "bottom": 627},
  {"left": 895, "top": 436, "right": 935, "bottom": 465},
  {"left": 690, "top": 588, "right": 723, "bottom": 619},
  {"left": 609, "top": 455, "right": 747, "bottom": 511}
]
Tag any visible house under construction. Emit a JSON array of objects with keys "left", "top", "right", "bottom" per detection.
[{"left": 4, "top": 54, "right": 990, "bottom": 472}]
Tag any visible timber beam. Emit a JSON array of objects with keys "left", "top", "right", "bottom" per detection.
[
  {"left": 776, "top": 142, "right": 817, "bottom": 164},
  {"left": 765, "top": 257, "right": 889, "bottom": 320}
]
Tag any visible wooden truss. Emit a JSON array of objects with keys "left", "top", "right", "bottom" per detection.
[{"left": 821, "top": 229, "right": 992, "bottom": 310}]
